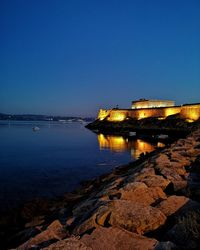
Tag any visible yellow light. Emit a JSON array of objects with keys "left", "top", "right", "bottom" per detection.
[
  {"left": 187, "top": 110, "right": 200, "bottom": 121},
  {"left": 131, "top": 139, "right": 155, "bottom": 159},
  {"left": 98, "top": 134, "right": 127, "bottom": 152},
  {"left": 137, "top": 111, "right": 150, "bottom": 120},
  {"left": 108, "top": 112, "right": 126, "bottom": 122},
  {"left": 164, "top": 108, "right": 180, "bottom": 117},
  {"left": 186, "top": 119, "right": 194, "bottom": 123},
  {"left": 98, "top": 109, "right": 110, "bottom": 120}
]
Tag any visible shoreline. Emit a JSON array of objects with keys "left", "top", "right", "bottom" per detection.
[{"left": 1, "top": 126, "right": 200, "bottom": 249}]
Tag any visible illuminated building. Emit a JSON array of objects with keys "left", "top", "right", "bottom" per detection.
[
  {"left": 131, "top": 99, "right": 175, "bottom": 109},
  {"left": 97, "top": 99, "right": 200, "bottom": 122}
]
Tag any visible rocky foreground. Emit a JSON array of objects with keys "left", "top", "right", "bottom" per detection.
[{"left": 2, "top": 127, "right": 200, "bottom": 249}]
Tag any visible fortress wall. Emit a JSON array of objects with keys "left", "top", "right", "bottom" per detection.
[
  {"left": 180, "top": 105, "right": 200, "bottom": 121},
  {"left": 127, "top": 106, "right": 181, "bottom": 119},
  {"left": 98, "top": 109, "right": 112, "bottom": 120},
  {"left": 131, "top": 100, "right": 175, "bottom": 109},
  {"left": 107, "top": 110, "right": 129, "bottom": 121},
  {"left": 97, "top": 105, "right": 200, "bottom": 122}
]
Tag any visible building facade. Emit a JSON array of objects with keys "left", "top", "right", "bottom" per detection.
[{"left": 98, "top": 100, "right": 200, "bottom": 122}]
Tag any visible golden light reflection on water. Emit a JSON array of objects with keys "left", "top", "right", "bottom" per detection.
[
  {"left": 98, "top": 134, "right": 165, "bottom": 159},
  {"left": 98, "top": 134, "right": 127, "bottom": 152},
  {"left": 130, "top": 139, "right": 155, "bottom": 159}
]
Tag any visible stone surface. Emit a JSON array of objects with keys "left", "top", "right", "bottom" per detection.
[
  {"left": 108, "top": 200, "right": 166, "bottom": 234},
  {"left": 120, "top": 182, "right": 167, "bottom": 206},
  {"left": 141, "top": 175, "right": 171, "bottom": 190},
  {"left": 134, "top": 167, "right": 155, "bottom": 181},
  {"left": 18, "top": 220, "right": 68, "bottom": 250},
  {"left": 156, "top": 195, "right": 189, "bottom": 216},
  {"left": 172, "top": 180, "right": 188, "bottom": 192},
  {"left": 155, "top": 154, "right": 170, "bottom": 167},
  {"left": 42, "top": 237, "right": 91, "bottom": 250},
  {"left": 81, "top": 226, "right": 158, "bottom": 250}
]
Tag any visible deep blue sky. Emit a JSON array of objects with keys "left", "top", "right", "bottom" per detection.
[{"left": 0, "top": 0, "right": 200, "bottom": 116}]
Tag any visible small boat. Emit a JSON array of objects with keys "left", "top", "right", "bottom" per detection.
[{"left": 32, "top": 126, "right": 40, "bottom": 131}]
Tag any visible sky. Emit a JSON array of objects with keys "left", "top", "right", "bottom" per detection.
[{"left": 0, "top": 0, "right": 200, "bottom": 117}]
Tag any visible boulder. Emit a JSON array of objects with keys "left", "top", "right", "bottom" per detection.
[
  {"left": 42, "top": 237, "right": 91, "bottom": 250},
  {"left": 155, "top": 154, "right": 170, "bottom": 167},
  {"left": 156, "top": 196, "right": 189, "bottom": 216},
  {"left": 157, "top": 167, "right": 183, "bottom": 182},
  {"left": 108, "top": 200, "right": 166, "bottom": 234},
  {"left": 18, "top": 220, "right": 68, "bottom": 250},
  {"left": 81, "top": 226, "right": 158, "bottom": 250},
  {"left": 134, "top": 167, "right": 155, "bottom": 181},
  {"left": 141, "top": 175, "right": 171, "bottom": 190},
  {"left": 172, "top": 180, "right": 188, "bottom": 192},
  {"left": 120, "top": 182, "right": 167, "bottom": 206}
]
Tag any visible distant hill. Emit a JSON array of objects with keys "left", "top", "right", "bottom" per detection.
[{"left": 0, "top": 113, "right": 94, "bottom": 122}]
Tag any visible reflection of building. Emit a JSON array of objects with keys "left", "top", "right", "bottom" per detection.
[
  {"left": 130, "top": 139, "right": 155, "bottom": 159},
  {"left": 131, "top": 99, "right": 175, "bottom": 109},
  {"left": 97, "top": 134, "right": 164, "bottom": 159},
  {"left": 98, "top": 134, "right": 127, "bottom": 152},
  {"left": 98, "top": 99, "right": 200, "bottom": 122}
]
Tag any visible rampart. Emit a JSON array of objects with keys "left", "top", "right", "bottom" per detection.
[{"left": 98, "top": 103, "right": 200, "bottom": 122}]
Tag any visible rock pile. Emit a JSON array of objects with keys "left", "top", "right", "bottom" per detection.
[{"left": 6, "top": 128, "right": 200, "bottom": 249}]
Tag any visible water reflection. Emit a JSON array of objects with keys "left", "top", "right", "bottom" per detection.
[{"left": 98, "top": 134, "right": 165, "bottom": 159}]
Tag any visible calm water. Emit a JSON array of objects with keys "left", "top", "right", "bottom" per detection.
[{"left": 0, "top": 121, "right": 162, "bottom": 211}]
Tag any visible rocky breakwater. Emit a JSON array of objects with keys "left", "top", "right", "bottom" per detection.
[{"left": 4, "top": 127, "right": 200, "bottom": 249}]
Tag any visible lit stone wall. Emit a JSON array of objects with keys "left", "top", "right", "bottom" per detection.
[
  {"left": 98, "top": 109, "right": 111, "bottom": 120},
  {"left": 180, "top": 105, "right": 200, "bottom": 121},
  {"left": 97, "top": 104, "right": 200, "bottom": 122},
  {"left": 128, "top": 107, "right": 180, "bottom": 120},
  {"left": 97, "top": 107, "right": 181, "bottom": 121},
  {"left": 107, "top": 110, "right": 129, "bottom": 121},
  {"left": 131, "top": 100, "right": 175, "bottom": 109}
]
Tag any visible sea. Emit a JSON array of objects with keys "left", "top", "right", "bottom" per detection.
[{"left": 0, "top": 120, "right": 163, "bottom": 212}]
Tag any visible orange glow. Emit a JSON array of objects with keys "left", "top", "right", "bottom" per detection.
[
  {"left": 157, "top": 142, "right": 165, "bottom": 148},
  {"left": 97, "top": 135, "right": 161, "bottom": 159},
  {"left": 137, "top": 111, "right": 151, "bottom": 120},
  {"left": 131, "top": 139, "right": 155, "bottom": 158},
  {"left": 185, "top": 110, "right": 200, "bottom": 121},
  {"left": 164, "top": 107, "right": 181, "bottom": 117},
  {"left": 107, "top": 112, "right": 126, "bottom": 122},
  {"left": 98, "top": 134, "right": 127, "bottom": 152},
  {"left": 97, "top": 104, "right": 200, "bottom": 121},
  {"left": 98, "top": 109, "right": 111, "bottom": 120}
]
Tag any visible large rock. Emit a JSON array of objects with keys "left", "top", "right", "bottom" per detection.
[
  {"left": 120, "top": 182, "right": 167, "bottom": 206},
  {"left": 169, "top": 151, "right": 191, "bottom": 166},
  {"left": 42, "top": 237, "right": 91, "bottom": 250},
  {"left": 108, "top": 200, "right": 166, "bottom": 234},
  {"left": 81, "top": 226, "right": 158, "bottom": 250},
  {"left": 134, "top": 167, "right": 155, "bottom": 181},
  {"left": 156, "top": 195, "right": 189, "bottom": 216},
  {"left": 155, "top": 154, "right": 170, "bottom": 167},
  {"left": 18, "top": 220, "right": 68, "bottom": 250},
  {"left": 141, "top": 175, "right": 171, "bottom": 190},
  {"left": 172, "top": 180, "right": 188, "bottom": 192},
  {"left": 156, "top": 167, "right": 183, "bottom": 182}
]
